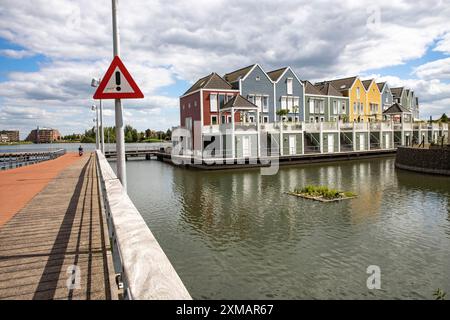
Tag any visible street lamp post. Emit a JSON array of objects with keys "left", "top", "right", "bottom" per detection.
[
  {"left": 92, "top": 104, "right": 99, "bottom": 150},
  {"left": 91, "top": 78, "right": 105, "bottom": 154}
]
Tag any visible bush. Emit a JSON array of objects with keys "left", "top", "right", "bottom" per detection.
[{"left": 294, "top": 185, "right": 356, "bottom": 200}]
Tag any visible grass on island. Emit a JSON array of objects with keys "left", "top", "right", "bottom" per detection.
[{"left": 288, "top": 185, "right": 357, "bottom": 202}]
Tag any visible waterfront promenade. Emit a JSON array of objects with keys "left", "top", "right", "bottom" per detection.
[{"left": 0, "top": 153, "right": 114, "bottom": 299}]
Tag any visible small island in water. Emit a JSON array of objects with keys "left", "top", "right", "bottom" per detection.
[{"left": 287, "top": 185, "right": 357, "bottom": 203}]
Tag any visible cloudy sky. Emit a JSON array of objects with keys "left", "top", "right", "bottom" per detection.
[{"left": 0, "top": 0, "right": 449, "bottom": 138}]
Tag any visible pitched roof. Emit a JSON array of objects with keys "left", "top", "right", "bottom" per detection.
[
  {"left": 221, "top": 94, "right": 258, "bottom": 110},
  {"left": 267, "top": 67, "right": 288, "bottom": 82},
  {"left": 383, "top": 102, "right": 411, "bottom": 114},
  {"left": 377, "top": 82, "right": 386, "bottom": 92},
  {"left": 390, "top": 87, "right": 404, "bottom": 98},
  {"left": 223, "top": 64, "right": 256, "bottom": 83},
  {"left": 362, "top": 79, "right": 373, "bottom": 90},
  {"left": 183, "top": 72, "right": 232, "bottom": 95},
  {"left": 314, "top": 82, "right": 344, "bottom": 97},
  {"left": 302, "top": 80, "right": 325, "bottom": 95},
  {"left": 317, "top": 76, "right": 358, "bottom": 92}
]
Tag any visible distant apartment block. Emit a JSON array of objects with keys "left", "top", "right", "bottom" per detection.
[
  {"left": 26, "top": 127, "right": 61, "bottom": 143},
  {"left": 0, "top": 130, "right": 20, "bottom": 142}
]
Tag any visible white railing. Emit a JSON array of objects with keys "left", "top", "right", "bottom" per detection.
[
  {"left": 303, "top": 122, "right": 321, "bottom": 132},
  {"left": 322, "top": 122, "right": 338, "bottom": 131},
  {"left": 354, "top": 123, "right": 368, "bottom": 131},
  {"left": 96, "top": 151, "right": 191, "bottom": 300},
  {"left": 382, "top": 122, "right": 393, "bottom": 130},
  {"left": 370, "top": 123, "right": 381, "bottom": 131},
  {"left": 402, "top": 123, "right": 412, "bottom": 131}
]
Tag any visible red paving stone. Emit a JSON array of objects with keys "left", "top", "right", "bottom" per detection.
[{"left": 0, "top": 153, "right": 84, "bottom": 226}]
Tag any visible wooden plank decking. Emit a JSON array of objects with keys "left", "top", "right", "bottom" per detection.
[{"left": 0, "top": 153, "right": 115, "bottom": 300}]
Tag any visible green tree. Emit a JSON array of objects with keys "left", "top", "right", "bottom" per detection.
[
  {"left": 276, "top": 109, "right": 289, "bottom": 121},
  {"left": 439, "top": 113, "right": 448, "bottom": 123}
]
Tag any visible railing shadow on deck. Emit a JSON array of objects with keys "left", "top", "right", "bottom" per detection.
[
  {"left": 95, "top": 150, "right": 191, "bottom": 300},
  {"left": 32, "top": 154, "right": 92, "bottom": 299}
]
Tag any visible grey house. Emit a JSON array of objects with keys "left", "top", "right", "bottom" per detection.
[
  {"left": 267, "top": 67, "right": 305, "bottom": 122},
  {"left": 377, "top": 82, "right": 393, "bottom": 111},
  {"left": 224, "top": 64, "right": 274, "bottom": 123},
  {"left": 303, "top": 81, "right": 349, "bottom": 123}
]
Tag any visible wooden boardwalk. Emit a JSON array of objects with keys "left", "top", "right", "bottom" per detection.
[{"left": 0, "top": 153, "right": 115, "bottom": 300}]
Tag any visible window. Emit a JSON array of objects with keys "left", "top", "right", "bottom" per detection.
[
  {"left": 333, "top": 101, "right": 338, "bottom": 114},
  {"left": 219, "top": 94, "right": 225, "bottom": 108},
  {"left": 247, "top": 95, "right": 255, "bottom": 104},
  {"left": 262, "top": 96, "right": 269, "bottom": 112},
  {"left": 309, "top": 100, "right": 314, "bottom": 114},
  {"left": 182, "top": 104, "right": 185, "bottom": 110},
  {"left": 211, "top": 115, "right": 218, "bottom": 125},
  {"left": 287, "top": 78, "right": 293, "bottom": 95},
  {"left": 341, "top": 102, "right": 346, "bottom": 114},
  {"left": 256, "top": 76, "right": 260, "bottom": 81},
  {"left": 356, "top": 87, "right": 360, "bottom": 99},
  {"left": 210, "top": 94, "right": 218, "bottom": 112},
  {"left": 320, "top": 117, "right": 324, "bottom": 122},
  {"left": 319, "top": 100, "right": 325, "bottom": 114},
  {"left": 353, "top": 102, "right": 357, "bottom": 113},
  {"left": 281, "top": 96, "right": 287, "bottom": 110},
  {"left": 249, "top": 115, "right": 255, "bottom": 123},
  {"left": 314, "top": 100, "right": 320, "bottom": 114},
  {"left": 287, "top": 97, "right": 293, "bottom": 112},
  {"left": 255, "top": 96, "right": 262, "bottom": 109},
  {"left": 194, "top": 101, "right": 197, "bottom": 107},
  {"left": 293, "top": 97, "right": 299, "bottom": 111},
  {"left": 360, "top": 102, "right": 364, "bottom": 113},
  {"left": 315, "top": 116, "right": 319, "bottom": 123},
  {"left": 227, "top": 115, "right": 232, "bottom": 123},
  {"left": 263, "top": 116, "right": 268, "bottom": 123},
  {"left": 221, "top": 115, "right": 226, "bottom": 124},
  {"left": 188, "top": 103, "right": 191, "bottom": 109}
]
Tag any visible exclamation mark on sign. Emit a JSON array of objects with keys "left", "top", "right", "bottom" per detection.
[{"left": 115, "top": 71, "right": 121, "bottom": 91}]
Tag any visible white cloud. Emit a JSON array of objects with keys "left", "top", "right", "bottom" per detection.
[
  {"left": 0, "top": 49, "right": 34, "bottom": 59},
  {"left": 413, "top": 57, "right": 450, "bottom": 80}
]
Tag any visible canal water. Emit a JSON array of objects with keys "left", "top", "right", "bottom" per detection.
[{"left": 121, "top": 157, "right": 450, "bottom": 299}]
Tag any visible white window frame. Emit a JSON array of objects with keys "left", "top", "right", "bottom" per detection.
[
  {"left": 247, "top": 94, "right": 255, "bottom": 104},
  {"left": 309, "top": 99, "right": 314, "bottom": 114},
  {"left": 341, "top": 102, "right": 346, "bottom": 114},
  {"left": 210, "top": 94, "right": 218, "bottom": 112},
  {"left": 281, "top": 96, "right": 287, "bottom": 110},
  {"left": 262, "top": 95, "right": 269, "bottom": 112},
  {"left": 211, "top": 115, "right": 218, "bottom": 125},
  {"left": 287, "top": 97, "right": 293, "bottom": 112},
  {"left": 333, "top": 101, "right": 338, "bottom": 114},
  {"left": 319, "top": 100, "right": 325, "bottom": 114},
  {"left": 227, "top": 115, "right": 232, "bottom": 123},
  {"left": 255, "top": 95, "right": 262, "bottom": 109},
  {"left": 293, "top": 97, "right": 299, "bottom": 112},
  {"left": 263, "top": 116, "right": 269, "bottom": 123},
  {"left": 287, "top": 78, "right": 293, "bottom": 95}
]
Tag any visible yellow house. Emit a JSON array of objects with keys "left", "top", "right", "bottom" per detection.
[
  {"left": 362, "top": 79, "right": 382, "bottom": 122},
  {"left": 320, "top": 76, "right": 367, "bottom": 122}
]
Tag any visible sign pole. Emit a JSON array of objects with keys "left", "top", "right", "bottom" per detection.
[
  {"left": 100, "top": 98, "right": 105, "bottom": 154},
  {"left": 112, "top": 0, "right": 127, "bottom": 190}
]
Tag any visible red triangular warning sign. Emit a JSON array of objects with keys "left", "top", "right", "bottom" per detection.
[{"left": 93, "top": 56, "right": 144, "bottom": 99}]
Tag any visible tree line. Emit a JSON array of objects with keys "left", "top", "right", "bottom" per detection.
[{"left": 63, "top": 125, "right": 172, "bottom": 143}]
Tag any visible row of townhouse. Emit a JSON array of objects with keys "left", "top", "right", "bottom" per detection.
[{"left": 176, "top": 64, "right": 441, "bottom": 160}]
